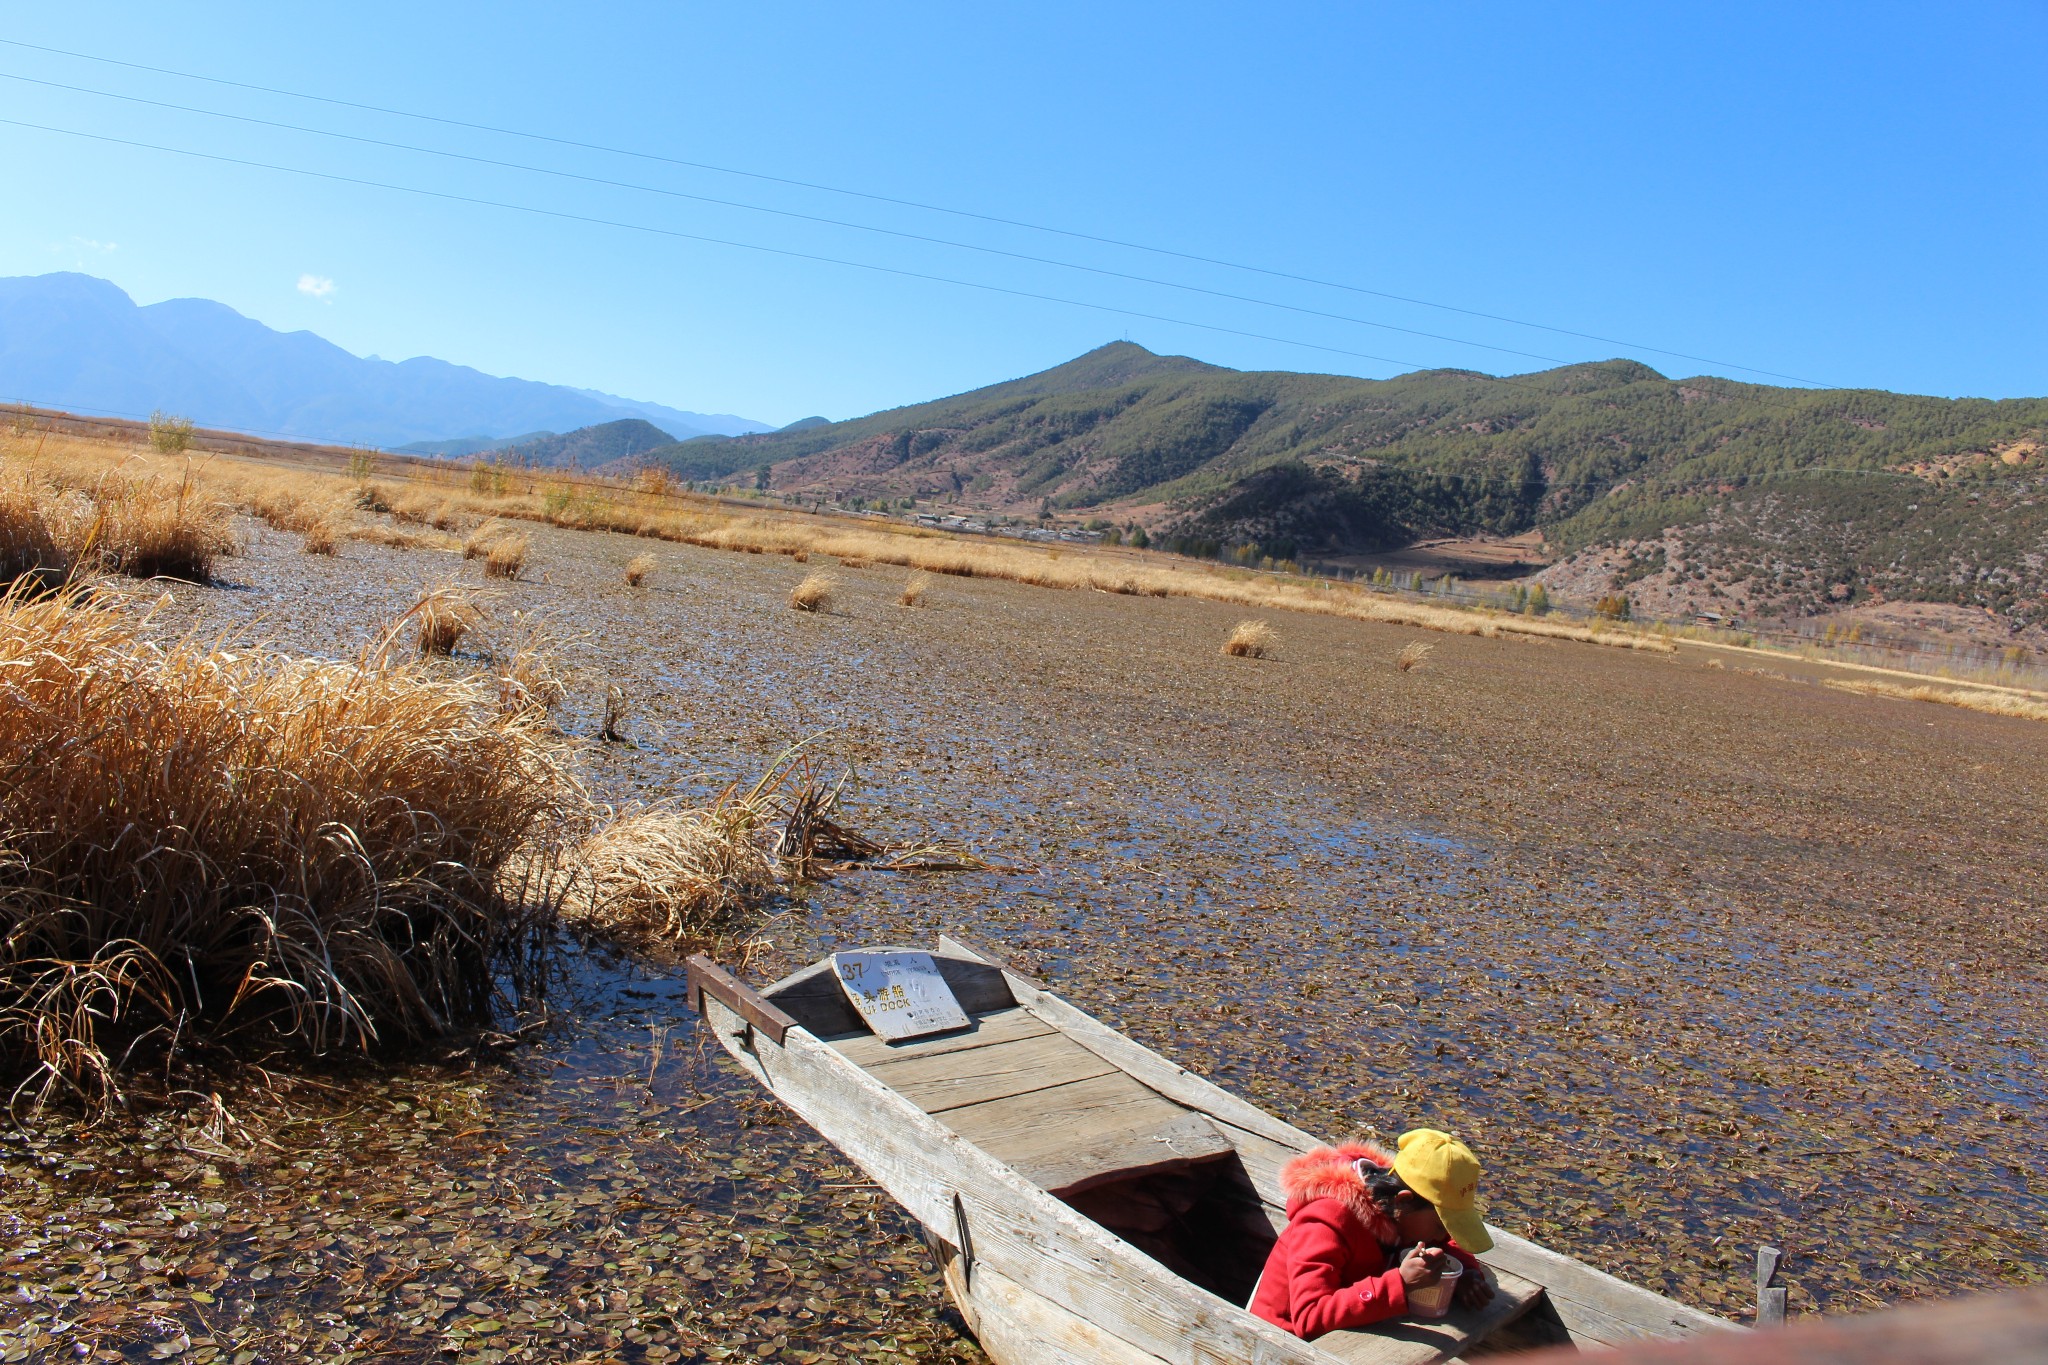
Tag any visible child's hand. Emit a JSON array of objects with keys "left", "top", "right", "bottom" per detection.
[
  {"left": 1454, "top": 1265, "right": 1495, "bottom": 1310},
  {"left": 1399, "top": 1244, "right": 1446, "bottom": 1289}
]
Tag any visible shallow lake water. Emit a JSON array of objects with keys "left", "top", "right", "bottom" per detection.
[{"left": 4, "top": 515, "right": 2044, "bottom": 1362}]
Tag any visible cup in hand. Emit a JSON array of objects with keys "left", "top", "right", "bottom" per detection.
[{"left": 1406, "top": 1252, "right": 1463, "bottom": 1319}]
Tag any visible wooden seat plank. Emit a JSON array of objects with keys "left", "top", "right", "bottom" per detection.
[
  {"left": 825, "top": 1006, "right": 1054, "bottom": 1069},
  {"left": 1311, "top": 1267, "right": 1545, "bottom": 1365},
  {"left": 868, "top": 1032, "right": 1121, "bottom": 1114},
  {"left": 942, "top": 1071, "right": 1237, "bottom": 1195}
]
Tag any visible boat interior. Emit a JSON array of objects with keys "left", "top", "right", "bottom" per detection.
[{"left": 757, "top": 948, "right": 1554, "bottom": 1353}]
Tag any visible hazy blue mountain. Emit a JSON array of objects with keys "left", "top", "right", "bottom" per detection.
[{"left": 0, "top": 272, "right": 770, "bottom": 448}]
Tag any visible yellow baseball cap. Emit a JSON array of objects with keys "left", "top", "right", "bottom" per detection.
[{"left": 1393, "top": 1128, "right": 1493, "bottom": 1253}]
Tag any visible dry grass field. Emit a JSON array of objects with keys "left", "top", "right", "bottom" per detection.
[{"left": 3, "top": 426, "right": 2046, "bottom": 1362}]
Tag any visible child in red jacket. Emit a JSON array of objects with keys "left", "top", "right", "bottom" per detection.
[{"left": 1248, "top": 1128, "right": 1497, "bottom": 1340}]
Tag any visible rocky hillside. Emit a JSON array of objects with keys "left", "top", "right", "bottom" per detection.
[{"left": 642, "top": 342, "right": 2048, "bottom": 631}]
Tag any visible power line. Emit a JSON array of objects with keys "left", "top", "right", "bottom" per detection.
[
  {"left": 0, "top": 67, "right": 1598, "bottom": 373},
  {"left": 0, "top": 114, "right": 1453, "bottom": 375},
  {"left": 0, "top": 34, "right": 1828, "bottom": 387}
]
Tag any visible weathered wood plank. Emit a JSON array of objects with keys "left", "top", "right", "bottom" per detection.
[
  {"left": 827, "top": 1006, "right": 1056, "bottom": 1069},
  {"left": 943, "top": 1072, "right": 1238, "bottom": 1194},
  {"left": 872, "top": 1032, "right": 1122, "bottom": 1114},
  {"left": 937, "top": 1245, "right": 1166, "bottom": 1365},
  {"left": 1477, "top": 1228, "right": 1734, "bottom": 1342},
  {"left": 1312, "top": 1268, "right": 1544, "bottom": 1365},
  {"left": 698, "top": 993, "right": 1338, "bottom": 1365},
  {"left": 938, "top": 935, "right": 1323, "bottom": 1152}
]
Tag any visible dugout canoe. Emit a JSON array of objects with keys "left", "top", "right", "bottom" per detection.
[{"left": 687, "top": 936, "right": 1731, "bottom": 1365}]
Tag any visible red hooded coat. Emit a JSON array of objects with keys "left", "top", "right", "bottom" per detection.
[{"left": 1247, "top": 1143, "right": 1486, "bottom": 1341}]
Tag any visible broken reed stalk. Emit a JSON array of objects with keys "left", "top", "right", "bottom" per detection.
[
  {"left": 1222, "top": 619, "right": 1276, "bottom": 659},
  {"left": 1397, "top": 640, "right": 1436, "bottom": 672},
  {"left": 788, "top": 571, "right": 836, "bottom": 613},
  {"left": 0, "top": 583, "right": 580, "bottom": 1115},
  {"left": 898, "top": 570, "right": 932, "bottom": 608},
  {"left": 623, "top": 552, "right": 656, "bottom": 587}
]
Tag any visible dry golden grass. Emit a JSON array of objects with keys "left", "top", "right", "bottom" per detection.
[
  {"left": 0, "top": 469, "right": 70, "bottom": 585},
  {"left": 623, "top": 552, "right": 656, "bottom": 587},
  {"left": 483, "top": 533, "right": 530, "bottom": 581},
  {"left": 573, "top": 804, "right": 777, "bottom": 946},
  {"left": 1825, "top": 678, "right": 2048, "bottom": 722},
  {"left": 789, "top": 571, "right": 837, "bottom": 613},
  {"left": 1222, "top": 619, "right": 1276, "bottom": 658},
  {"left": 410, "top": 585, "right": 482, "bottom": 656},
  {"left": 5, "top": 426, "right": 1677, "bottom": 657},
  {"left": 301, "top": 520, "right": 341, "bottom": 556},
  {"left": 463, "top": 520, "right": 503, "bottom": 560},
  {"left": 85, "top": 470, "right": 238, "bottom": 581},
  {"left": 491, "top": 616, "right": 568, "bottom": 718},
  {"left": 0, "top": 584, "right": 576, "bottom": 1112},
  {"left": 898, "top": 570, "right": 932, "bottom": 608},
  {"left": 348, "top": 522, "right": 457, "bottom": 551},
  {"left": 1397, "top": 640, "right": 1436, "bottom": 672}
]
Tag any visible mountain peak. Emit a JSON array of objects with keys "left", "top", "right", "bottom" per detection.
[{"left": 980, "top": 341, "right": 1229, "bottom": 400}]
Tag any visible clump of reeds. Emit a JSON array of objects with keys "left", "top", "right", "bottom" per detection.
[
  {"left": 1397, "top": 641, "right": 1436, "bottom": 672},
  {"left": 463, "top": 520, "right": 503, "bottom": 561},
  {"left": 1222, "top": 619, "right": 1276, "bottom": 659},
  {"left": 484, "top": 533, "right": 529, "bottom": 581},
  {"left": 573, "top": 804, "right": 777, "bottom": 946},
  {"left": 623, "top": 553, "right": 656, "bottom": 587},
  {"left": 87, "top": 470, "right": 236, "bottom": 582},
  {"left": 789, "top": 571, "right": 837, "bottom": 613},
  {"left": 0, "top": 584, "right": 576, "bottom": 1113},
  {"left": 898, "top": 570, "right": 932, "bottom": 608},
  {"left": 411, "top": 585, "right": 483, "bottom": 656},
  {"left": 0, "top": 470, "right": 72, "bottom": 586},
  {"left": 492, "top": 616, "right": 567, "bottom": 717},
  {"left": 301, "top": 521, "right": 341, "bottom": 556}
]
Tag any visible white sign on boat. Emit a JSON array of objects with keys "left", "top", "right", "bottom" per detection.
[{"left": 831, "top": 950, "right": 971, "bottom": 1041}]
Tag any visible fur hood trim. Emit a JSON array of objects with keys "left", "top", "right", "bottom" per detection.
[{"left": 1280, "top": 1143, "right": 1400, "bottom": 1244}]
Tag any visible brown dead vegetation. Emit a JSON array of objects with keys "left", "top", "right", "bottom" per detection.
[
  {"left": 0, "top": 585, "right": 576, "bottom": 1113},
  {"left": 1222, "top": 619, "right": 1276, "bottom": 658},
  {"left": 788, "top": 571, "right": 837, "bottom": 613}
]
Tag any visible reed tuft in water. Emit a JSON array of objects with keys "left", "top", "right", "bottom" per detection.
[
  {"left": 1222, "top": 619, "right": 1276, "bottom": 659},
  {"left": 0, "top": 584, "right": 576, "bottom": 1114},
  {"left": 788, "top": 571, "right": 837, "bottom": 613}
]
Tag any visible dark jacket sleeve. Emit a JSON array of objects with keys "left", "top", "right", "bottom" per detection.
[{"left": 1279, "top": 1212, "right": 1410, "bottom": 1339}]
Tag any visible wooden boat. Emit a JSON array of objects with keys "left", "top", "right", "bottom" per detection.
[{"left": 687, "top": 936, "right": 1731, "bottom": 1364}]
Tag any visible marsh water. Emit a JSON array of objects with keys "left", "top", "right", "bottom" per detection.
[{"left": 5, "top": 518, "right": 2045, "bottom": 1362}]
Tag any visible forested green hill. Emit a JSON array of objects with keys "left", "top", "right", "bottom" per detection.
[{"left": 641, "top": 342, "right": 2048, "bottom": 627}]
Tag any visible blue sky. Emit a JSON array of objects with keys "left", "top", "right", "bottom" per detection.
[{"left": 2, "top": 2, "right": 2043, "bottom": 425}]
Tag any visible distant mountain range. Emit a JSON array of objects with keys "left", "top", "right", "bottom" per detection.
[
  {"left": 0, "top": 272, "right": 771, "bottom": 448},
  {"left": 642, "top": 341, "right": 2048, "bottom": 633}
]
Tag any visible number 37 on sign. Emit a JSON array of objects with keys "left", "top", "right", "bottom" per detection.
[{"left": 832, "top": 950, "right": 971, "bottom": 1041}]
